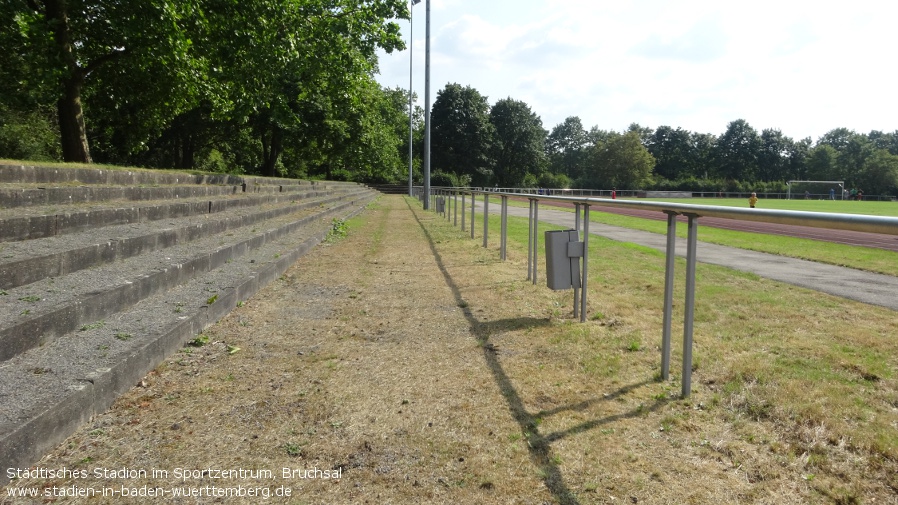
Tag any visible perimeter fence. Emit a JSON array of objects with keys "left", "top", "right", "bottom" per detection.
[{"left": 412, "top": 186, "right": 898, "bottom": 398}]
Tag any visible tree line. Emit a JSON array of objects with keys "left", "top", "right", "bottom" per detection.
[
  {"left": 2, "top": 3, "right": 897, "bottom": 196},
  {"left": 426, "top": 84, "right": 898, "bottom": 196}
]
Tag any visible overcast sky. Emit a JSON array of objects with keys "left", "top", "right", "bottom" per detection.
[{"left": 375, "top": 0, "right": 898, "bottom": 143}]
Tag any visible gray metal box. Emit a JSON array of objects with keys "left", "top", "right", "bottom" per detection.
[{"left": 545, "top": 229, "right": 582, "bottom": 290}]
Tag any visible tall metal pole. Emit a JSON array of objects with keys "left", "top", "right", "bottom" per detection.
[
  {"left": 422, "top": 0, "right": 431, "bottom": 209},
  {"left": 407, "top": 0, "right": 417, "bottom": 197},
  {"left": 682, "top": 214, "right": 699, "bottom": 398}
]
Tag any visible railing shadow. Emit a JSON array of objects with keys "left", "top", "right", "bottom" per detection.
[{"left": 407, "top": 198, "right": 671, "bottom": 504}]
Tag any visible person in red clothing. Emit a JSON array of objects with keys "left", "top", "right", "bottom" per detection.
[{"left": 611, "top": 187, "right": 616, "bottom": 199}]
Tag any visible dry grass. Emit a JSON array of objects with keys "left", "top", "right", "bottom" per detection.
[{"left": 4, "top": 195, "right": 898, "bottom": 504}]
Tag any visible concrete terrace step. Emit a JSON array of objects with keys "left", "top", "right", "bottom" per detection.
[
  {"left": 0, "top": 194, "right": 371, "bottom": 361},
  {"left": 0, "top": 189, "right": 371, "bottom": 289},
  {"left": 0, "top": 183, "right": 367, "bottom": 242},
  {"left": 0, "top": 197, "right": 374, "bottom": 476},
  {"left": 0, "top": 163, "right": 378, "bottom": 485}
]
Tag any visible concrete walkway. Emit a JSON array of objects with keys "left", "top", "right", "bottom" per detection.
[{"left": 469, "top": 202, "right": 898, "bottom": 312}]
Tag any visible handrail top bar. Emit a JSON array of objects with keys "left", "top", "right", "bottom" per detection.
[{"left": 434, "top": 187, "right": 898, "bottom": 237}]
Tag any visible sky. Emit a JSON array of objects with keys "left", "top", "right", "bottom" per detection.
[{"left": 375, "top": 0, "right": 898, "bottom": 143}]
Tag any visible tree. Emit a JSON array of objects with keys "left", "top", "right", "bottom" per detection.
[
  {"left": 806, "top": 144, "right": 839, "bottom": 181},
  {"left": 430, "top": 83, "right": 495, "bottom": 185},
  {"left": 714, "top": 119, "right": 760, "bottom": 181},
  {"left": 490, "top": 98, "right": 547, "bottom": 187},
  {"left": 857, "top": 150, "right": 898, "bottom": 195},
  {"left": 784, "top": 137, "right": 811, "bottom": 181},
  {"left": 817, "top": 128, "right": 856, "bottom": 151},
  {"left": 3, "top": 0, "right": 204, "bottom": 162},
  {"left": 648, "top": 125, "right": 693, "bottom": 180},
  {"left": 689, "top": 132, "right": 716, "bottom": 179},
  {"left": 584, "top": 131, "right": 655, "bottom": 189},
  {"left": 199, "top": 0, "right": 406, "bottom": 176},
  {"left": 757, "top": 128, "right": 792, "bottom": 181},
  {"left": 546, "top": 116, "right": 589, "bottom": 180}
]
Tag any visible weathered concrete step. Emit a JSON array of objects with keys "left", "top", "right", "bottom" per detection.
[
  {"left": 0, "top": 164, "right": 245, "bottom": 186},
  {"left": 0, "top": 163, "right": 357, "bottom": 190},
  {"left": 0, "top": 193, "right": 373, "bottom": 483},
  {"left": 0, "top": 191, "right": 376, "bottom": 362},
  {"left": 0, "top": 183, "right": 242, "bottom": 208},
  {"left": 0, "top": 190, "right": 368, "bottom": 290},
  {"left": 0, "top": 185, "right": 371, "bottom": 242}
]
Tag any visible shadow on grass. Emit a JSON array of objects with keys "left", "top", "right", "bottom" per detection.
[{"left": 408, "top": 199, "right": 671, "bottom": 505}]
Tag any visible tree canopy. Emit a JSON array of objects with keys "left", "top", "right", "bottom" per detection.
[{"left": 2, "top": 10, "right": 897, "bottom": 197}]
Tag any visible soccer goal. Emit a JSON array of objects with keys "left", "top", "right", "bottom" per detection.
[{"left": 786, "top": 180, "right": 845, "bottom": 200}]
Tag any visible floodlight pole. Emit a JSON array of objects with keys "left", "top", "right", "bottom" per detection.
[
  {"left": 422, "top": 0, "right": 431, "bottom": 209},
  {"left": 407, "top": 0, "right": 419, "bottom": 197}
]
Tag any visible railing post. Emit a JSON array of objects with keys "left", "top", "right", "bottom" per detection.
[
  {"left": 461, "top": 193, "right": 466, "bottom": 231},
  {"left": 580, "top": 204, "right": 590, "bottom": 321},
  {"left": 532, "top": 199, "right": 539, "bottom": 285},
  {"left": 527, "top": 198, "right": 534, "bottom": 281},
  {"left": 453, "top": 191, "right": 458, "bottom": 226},
  {"left": 500, "top": 195, "right": 508, "bottom": 261},
  {"left": 470, "top": 192, "right": 476, "bottom": 239},
  {"left": 661, "top": 211, "right": 678, "bottom": 381},
  {"left": 483, "top": 192, "right": 489, "bottom": 248},
  {"left": 682, "top": 214, "right": 699, "bottom": 397}
]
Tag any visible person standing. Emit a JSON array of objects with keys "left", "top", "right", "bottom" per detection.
[
  {"left": 830, "top": 188, "right": 835, "bottom": 200},
  {"left": 611, "top": 187, "right": 616, "bottom": 199},
  {"left": 749, "top": 192, "right": 758, "bottom": 208}
]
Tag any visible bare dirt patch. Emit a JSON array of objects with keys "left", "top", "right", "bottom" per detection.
[{"left": 4, "top": 195, "right": 898, "bottom": 505}]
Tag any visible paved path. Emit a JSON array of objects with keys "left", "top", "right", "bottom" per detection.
[{"left": 464, "top": 201, "right": 898, "bottom": 312}]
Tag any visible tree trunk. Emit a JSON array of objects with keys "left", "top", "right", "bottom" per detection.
[
  {"left": 260, "top": 125, "right": 283, "bottom": 177},
  {"left": 46, "top": 0, "right": 92, "bottom": 163},
  {"left": 57, "top": 77, "right": 92, "bottom": 163}
]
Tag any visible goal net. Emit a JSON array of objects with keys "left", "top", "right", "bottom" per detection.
[{"left": 787, "top": 180, "right": 845, "bottom": 200}]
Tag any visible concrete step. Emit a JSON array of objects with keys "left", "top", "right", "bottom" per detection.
[
  {"left": 0, "top": 189, "right": 370, "bottom": 289},
  {"left": 0, "top": 196, "right": 373, "bottom": 477},
  {"left": 0, "top": 193, "right": 370, "bottom": 362},
  {"left": 0, "top": 184, "right": 369, "bottom": 242},
  {"left": 0, "top": 163, "right": 378, "bottom": 484}
]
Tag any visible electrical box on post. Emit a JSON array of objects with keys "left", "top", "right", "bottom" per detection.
[
  {"left": 436, "top": 196, "right": 445, "bottom": 213},
  {"left": 545, "top": 229, "right": 582, "bottom": 290}
]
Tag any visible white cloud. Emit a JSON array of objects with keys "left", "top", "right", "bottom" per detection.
[{"left": 380, "top": 0, "right": 898, "bottom": 141}]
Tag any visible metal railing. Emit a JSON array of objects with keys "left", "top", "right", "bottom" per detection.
[{"left": 415, "top": 187, "right": 898, "bottom": 397}]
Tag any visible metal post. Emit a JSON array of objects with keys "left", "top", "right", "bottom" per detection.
[
  {"left": 470, "top": 192, "right": 476, "bottom": 239},
  {"left": 527, "top": 199, "right": 534, "bottom": 281},
  {"left": 500, "top": 195, "right": 508, "bottom": 261},
  {"left": 453, "top": 191, "right": 458, "bottom": 226},
  {"left": 461, "top": 193, "right": 466, "bottom": 231},
  {"left": 661, "top": 211, "right": 677, "bottom": 381},
  {"left": 532, "top": 199, "right": 539, "bottom": 285},
  {"left": 482, "top": 193, "right": 489, "bottom": 248},
  {"left": 682, "top": 214, "right": 699, "bottom": 397},
  {"left": 574, "top": 203, "right": 581, "bottom": 232},
  {"left": 580, "top": 204, "right": 590, "bottom": 322},
  {"left": 407, "top": 0, "right": 417, "bottom": 197},
  {"left": 422, "top": 0, "right": 431, "bottom": 209}
]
